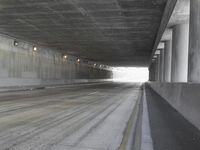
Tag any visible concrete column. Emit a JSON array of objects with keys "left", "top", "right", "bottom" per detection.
[
  {"left": 160, "top": 49, "right": 165, "bottom": 82},
  {"left": 149, "top": 60, "right": 157, "bottom": 81},
  {"left": 188, "top": 0, "right": 200, "bottom": 82},
  {"left": 153, "top": 61, "right": 156, "bottom": 81},
  {"left": 164, "top": 40, "right": 172, "bottom": 82},
  {"left": 154, "top": 58, "right": 158, "bottom": 81},
  {"left": 171, "top": 23, "right": 189, "bottom": 82},
  {"left": 149, "top": 63, "right": 153, "bottom": 81},
  {"left": 157, "top": 54, "right": 161, "bottom": 81},
  {"left": 149, "top": 65, "right": 152, "bottom": 81}
]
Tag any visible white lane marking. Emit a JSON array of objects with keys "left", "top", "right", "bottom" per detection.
[{"left": 88, "top": 91, "right": 98, "bottom": 95}]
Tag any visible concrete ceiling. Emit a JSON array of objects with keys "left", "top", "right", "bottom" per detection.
[
  {"left": 0, "top": 0, "right": 167, "bottom": 66},
  {"left": 161, "top": 0, "right": 190, "bottom": 43},
  {"left": 167, "top": 0, "right": 190, "bottom": 28}
]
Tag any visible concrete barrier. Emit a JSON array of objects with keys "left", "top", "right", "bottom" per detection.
[{"left": 148, "top": 82, "right": 200, "bottom": 130}]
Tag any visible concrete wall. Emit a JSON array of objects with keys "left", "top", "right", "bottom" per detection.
[
  {"left": 148, "top": 82, "right": 200, "bottom": 130},
  {"left": 0, "top": 35, "right": 112, "bottom": 87}
]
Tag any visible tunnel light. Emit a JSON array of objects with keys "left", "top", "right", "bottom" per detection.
[
  {"left": 33, "top": 46, "right": 37, "bottom": 51},
  {"left": 77, "top": 59, "right": 80, "bottom": 63},
  {"left": 63, "top": 55, "right": 68, "bottom": 59},
  {"left": 14, "top": 40, "right": 18, "bottom": 46}
]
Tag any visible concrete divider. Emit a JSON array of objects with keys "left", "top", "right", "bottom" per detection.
[{"left": 148, "top": 82, "right": 200, "bottom": 131}]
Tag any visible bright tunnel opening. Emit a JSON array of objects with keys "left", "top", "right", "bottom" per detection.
[{"left": 112, "top": 67, "right": 149, "bottom": 82}]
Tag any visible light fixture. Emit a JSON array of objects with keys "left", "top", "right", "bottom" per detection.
[
  {"left": 14, "top": 40, "right": 18, "bottom": 46},
  {"left": 77, "top": 59, "right": 80, "bottom": 63},
  {"left": 63, "top": 55, "right": 68, "bottom": 59},
  {"left": 94, "top": 63, "right": 96, "bottom": 67},
  {"left": 33, "top": 46, "right": 37, "bottom": 51}
]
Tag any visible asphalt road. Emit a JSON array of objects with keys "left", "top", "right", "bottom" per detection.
[{"left": 0, "top": 82, "right": 142, "bottom": 150}]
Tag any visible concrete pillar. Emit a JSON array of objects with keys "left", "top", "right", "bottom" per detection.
[
  {"left": 160, "top": 49, "right": 165, "bottom": 82},
  {"left": 164, "top": 40, "right": 172, "bottom": 82},
  {"left": 157, "top": 54, "right": 161, "bottom": 81},
  {"left": 149, "top": 64, "right": 152, "bottom": 81},
  {"left": 154, "top": 58, "right": 158, "bottom": 81},
  {"left": 149, "top": 60, "right": 157, "bottom": 81},
  {"left": 188, "top": 0, "right": 200, "bottom": 82},
  {"left": 149, "top": 63, "right": 152, "bottom": 81},
  {"left": 171, "top": 23, "right": 189, "bottom": 82}
]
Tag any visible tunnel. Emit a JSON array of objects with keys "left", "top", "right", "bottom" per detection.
[{"left": 0, "top": 0, "right": 199, "bottom": 150}]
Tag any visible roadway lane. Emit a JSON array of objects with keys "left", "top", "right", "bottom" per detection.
[{"left": 0, "top": 83, "right": 142, "bottom": 150}]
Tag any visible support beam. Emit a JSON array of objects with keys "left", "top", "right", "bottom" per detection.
[
  {"left": 150, "top": 0, "right": 177, "bottom": 62},
  {"left": 188, "top": 0, "right": 200, "bottom": 82},
  {"left": 164, "top": 40, "right": 172, "bottom": 82},
  {"left": 171, "top": 23, "right": 189, "bottom": 82}
]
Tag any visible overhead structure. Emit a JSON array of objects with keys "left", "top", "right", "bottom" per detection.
[{"left": 0, "top": 0, "right": 167, "bottom": 66}]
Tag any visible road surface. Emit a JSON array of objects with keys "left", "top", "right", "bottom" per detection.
[{"left": 0, "top": 83, "right": 142, "bottom": 150}]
